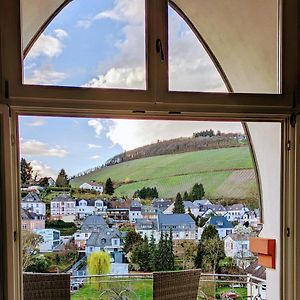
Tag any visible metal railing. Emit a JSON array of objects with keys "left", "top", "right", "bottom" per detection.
[{"left": 70, "top": 272, "right": 266, "bottom": 300}]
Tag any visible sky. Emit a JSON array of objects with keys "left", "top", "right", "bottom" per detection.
[
  {"left": 20, "top": 0, "right": 239, "bottom": 179},
  {"left": 19, "top": 117, "right": 244, "bottom": 179}
]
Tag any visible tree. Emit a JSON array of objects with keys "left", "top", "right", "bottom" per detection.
[
  {"left": 149, "top": 233, "right": 157, "bottom": 271},
  {"left": 87, "top": 251, "right": 111, "bottom": 275},
  {"left": 183, "top": 191, "right": 190, "bottom": 201},
  {"left": 173, "top": 192, "right": 185, "bottom": 213},
  {"left": 25, "top": 255, "right": 49, "bottom": 273},
  {"left": 105, "top": 177, "right": 115, "bottom": 195},
  {"left": 20, "top": 158, "right": 33, "bottom": 186},
  {"left": 190, "top": 183, "right": 205, "bottom": 201},
  {"left": 22, "top": 231, "right": 44, "bottom": 270},
  {"left": 55, "top": 169, "right": 69, "bottom": 187},
  {"left": 180, "top": 241, "right": 197, "bottom": 269},
  {"left": 201, "top": 237, "right": 225, "bottom": 273},
  {"left": 124, "top": 231, "right": 143, "bottom": 254},
  {"left": 194, "top": 225, "right": 224, "bottom": 272},
  {"left": 166, "top": 229, "right": 175, "bottom": 270},
  {"left": 131, "top": 236, "right": 151, "bottom": 271}
]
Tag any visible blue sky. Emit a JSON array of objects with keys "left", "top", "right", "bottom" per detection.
[{"left": 20, "top": 0, "right": 236, "bottom": 179}]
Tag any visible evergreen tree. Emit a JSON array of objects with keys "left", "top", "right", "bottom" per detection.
[
  {"left": 105, "top": 177, "right": 114, "bottom": 195},
  {"left": 156, "top": 232, "right": 165, "bottom": 271},
  {"left": 194, "top": 225, "right": 224, "bottom": 271},
  {"left": 173, "top": 193, "right": 185, "bottom": 213},
  {"left": 55, "top": 169, "right": 69, "bottom": 187},
  {"left": 167, "top": 229, "right": 175, "bottom": 270},
  {"left": 131, "top": 235, "right": 151, "bottom": 271},
  {"left": 190, "top": 183, "right": 205, "bottom": 201},
  {"left": 183, "top": 191, "right": 190, "bottom": 201},
  {"left": 149, "top": 233, "right": 157, "bottom": 271},
  {"left": 124, "top": 231, "right": 143, "bottom": 254},
  {"left": 20, "top": 158, "right": 33, "bottom": 186}
]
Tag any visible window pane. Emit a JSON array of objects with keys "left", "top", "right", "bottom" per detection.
[
  {"left": 168, "top": 5, "right": 227, "bottom": 92},
  {"left": 168, "top": 1, "right": 279, "bottom": 94},
  {"left": 22, "top": 0, "right": 146, "bottom": 90}
]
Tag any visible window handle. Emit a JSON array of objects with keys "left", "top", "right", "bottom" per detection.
[{"left": 156, "top": 38, "right": 164, "bottom": 61}]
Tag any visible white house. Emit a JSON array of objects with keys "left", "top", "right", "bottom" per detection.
[
  {"left": 135, "top": 218, "right": 159, "bottom": 241},
  {"left": 158, "top": 214, "right": 197, "bottom": 240},
  {"left": 79, "top": 182, "right": 104, "bottom": 193},
  {"left": 85, "top": 227, "right": 124, "bottom": 263},
  {"left": 129, "top": 206, "right": 142, "bottom": 223},
  {"left": 33, "top": 228, "right": 61, "bottom": 252},
  {"left": 206, "top": 216, "right": 234, "bottom": 239},
  {"left": 47, "top": 177, "right": 56, "bottom": 187},
  {"left": 225, "top": 204, "right": 249, "bottom": 222},
  {"left": 74, "top": 215, "right": 109, "bottom": 249},
  {"left": 224, "top": 233, "right": 255, "bottom": 269},
  {"left": 50, "top": 193, "right": 76, "bottom": 220},
  {"left": 241, "top": 211, "right": 260, "bottom": 227},
  {"left": 21, "top": 193, "right": 46, "bottom": 216},
  {"left": 76, "top": 199, "right": 107, "bottom": 218}
]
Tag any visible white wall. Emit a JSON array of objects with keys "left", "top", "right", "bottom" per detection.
[{"left": 247, "top": 122, "right": 281, "bottom": 300}]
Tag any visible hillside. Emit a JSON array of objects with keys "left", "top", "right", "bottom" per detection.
[{"left": 71, "top": 147, "right": 258, "bottom": 202}]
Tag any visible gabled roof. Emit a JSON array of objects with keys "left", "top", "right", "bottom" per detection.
[
  {"left": 193, "top": 199, "right": 212, "bottom": 206},
  {"left": 82, "top": 182, "right": 103, "bottom": 187},
  {"left": 158, "top": 214, "right": 195, "bottom": 227},
  {"left": 183, "top": 201, "right": 199, "bottom": 209},
  {"left": 135, "top": 219, "right": 157, "bottom": 230},
  {"left": 225, "top": 233, "right": 257, "bottom": 242},
  {"left": 227, "top": 204, "right": 245, "bottom": 211},
  {"left": 22, "top": 192, "right": 42, "bottom": 203},
  {"left": 82, "top": 215, "right": 107, "bottom": 227},
  {"left": 76, "top": 199, "right": 105, "bottom": 206},
  {"left": 245, "top": 259, "right": 266, "bottom": 280},
  {"left": 199, "top": 204, "right": 226, "bottom": 212},
  {"left": 86, "top": 227, "right": 122, "bottom": 248},
  {"left": 207, "top": 216, "right": 233, "bottom": 229},
  {"left": 52, "top": 193, "right": 75, "bottom": 202},
  {"left": 21, "top": 208, "right": 43, "bottom": 220},
  {"left": 152, "top": 199, "right": 172, "bottom": 211}
]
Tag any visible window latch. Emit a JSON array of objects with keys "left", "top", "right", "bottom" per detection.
[{"left": 156, "top": 38, "right": 164, "bottom": 61}]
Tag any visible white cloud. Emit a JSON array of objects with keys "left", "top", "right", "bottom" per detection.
[
  {"left": 54, "top": 29, "right": 68, "bottom": 39},
  {"left": 84, "top": 67, "right": 144, "bottom": 89},
  {"left": 107, "top": 120, "right": 243, "bottom": 151},
  {"left": 25, "top": 117, "right": 46, "bottom": 127},
  {"left": 88, "top": 144, "right": 102, "bottom": 149},
  {"left": 88, "top": 119, "right": 103, "bottom": 136},
  {"left": 24, "top": 64, "right": 67, "bottom": 85},
  {"left": 21, "top": 139, "right": 69, "bottom": 157},
  {"left": 94, "top": 0, "right": 144, "bottom": 24},
  {"left": 77, "top": 0, "right": 144, "bottom": 29},
  {"left": 31, "top": 160, "right": 57, "bottom": 178},
  {"left": 90, "top": 155, "right": 101, "bottom": 160},
  {"left": 27, "top": 29, "right": 68, "bottom": 59}
]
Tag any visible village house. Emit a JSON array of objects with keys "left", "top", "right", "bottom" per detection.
[
  {"left": 224, "top": 233, "right": 256, "bottom": 269},
  {"left": 225, "top": 204, "right": 249, "bottom": 222},
  {"left": 79, "top": 182, "right": 104, "bottom": 193},
  {"left": 152, "top": 199, "right": 173, "bottom": 212},
  {"left": 76, "top": 199, "right": 107, "bottom": 219},
  {"left": 33, "top": 228, "right": 61, "bottom": 252},
  {"left": 241, "top": 210, "right": 260, "bottom": 227},
  {"left": 141, "top": 205, "right": 160, "bottom": 219},
  {"left": 85, "top": 227, "right": 124, "bottom": 263},
  {"left": 50, "top": 193, "right": 76, "bottom": 221},
  {"left": 206, "top": 216, "right": 234, "bottom": 239},
  {"left": 193, "top": 199, "right": 212, "bottom": 206},
  {"left": 158, "top": 214, "right": 196, "bottom": 240},
  {"left": 198, "top": 204, "right": 227, "bottom": 218},
  {"left": 74, "top": 215, "right": 109, "bottom": 249},
  {"left": 21, "top": 193, "right": 46, "bottom": 216},
  {"left": 21, "top": 208, "right": 45, "bottom": 232},
  {"left": 245, "top": 259, "right": 267, "bottom": 299},
  {"left": 135, "top": 218, "right": 159, "bottom": 241}
]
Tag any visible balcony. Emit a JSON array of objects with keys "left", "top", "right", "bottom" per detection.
[{"left": 23, "top": 272, "right": 266, "bottom": 300}]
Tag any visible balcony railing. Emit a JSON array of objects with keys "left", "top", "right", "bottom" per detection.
[{"left": 69, "top": 273, "right": 266, "bottom": 300}]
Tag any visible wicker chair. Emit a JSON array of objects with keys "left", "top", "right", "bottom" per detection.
[
  {"left": 153, "top": 269, "right": 201, "bottom": 300},
  {"left": 23, "top": 273, "right": 70, "bottom": 300}
]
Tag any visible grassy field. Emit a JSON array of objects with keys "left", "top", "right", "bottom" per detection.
[
  {"left": 71, "top": 147, "right": 257, "bottom": 200},
  {"left": 71, "top": 279, "right": 153, "bottom": 300}
]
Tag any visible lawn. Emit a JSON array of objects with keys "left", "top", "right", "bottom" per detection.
[
  {"left": 71, "top": 278, "right": 153, "bottom": 300},
  {"left": 71, "top": 147, "right": 256, "bottom": 200}
]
